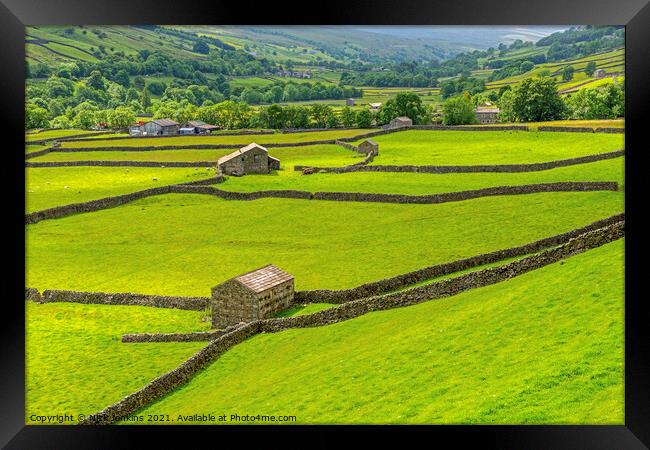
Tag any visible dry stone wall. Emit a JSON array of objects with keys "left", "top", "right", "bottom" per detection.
[
  {"left": 121, "top": 325, "right": 242, "bottom": 343},
  {"left": 354, "top": 150, "right": 624, "bottom": 174},
  {"left": 83, "top": 220, "right": 624, "bottom": 424},
  {"left": 37, "top": 289, "right": 209, "bottom": 311},
  {"left": 294, "top": 213, "right": 625, "bottom": 303},
  {"left": 26, "top": 161, "right": 216, "bottom": 168}
]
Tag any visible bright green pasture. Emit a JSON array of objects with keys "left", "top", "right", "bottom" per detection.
[
  {"left": 60, "top": 129, "right": 375, "bottom": 148},
  {"left": 26, "top": 144, "right": 49, "bottom": 155},
  {"left": 26, "top": 191, "right": 623, "bottom": 296},
  {"left": 138, "top": 239, "right": 624, "bottom": 424},
  {"left": 218, "top": 157, "right": 624, "bottom": 194},
  {"left": 25, "top": 129, "right": 107, "bottom": 141},
  {"left": 25, "top": 167, "right": 215, "bottom": 212},
  {"left": 31, "top": 144, "right": 363, "bottom": 168},
  {"left": 28, "top": 144, "right": 364, "bottom": 168},
  {"left": 26, "top": 302, "right": 208, "bottom": 424},
  {"left": 360, "top": 130, "right": 624, "bottom": 166}
]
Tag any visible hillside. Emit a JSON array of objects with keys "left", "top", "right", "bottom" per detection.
[{"left": 136, "top": 238, "right": 624, "bottom": 424}]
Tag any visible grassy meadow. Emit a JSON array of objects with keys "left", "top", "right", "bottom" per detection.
[
  {"left": 28, "top": 144, "right": 365, "bottom": 168},
  {"left": 136, "top": 239, "right": 624, "bottom": 424},
  {"left": 359, "top": 130, "right": 623, "bottom": 166},
  {"left": 58, "top": 129, "right": 375, "bottom": 149},
  {"left": 26, "top": 302, "right": 209, "bottom": 424},
  {"left": 26, "top": 167, "right": 216, "bottom": 212},
  {"left": 218, "top": 157, "right": 624, "bottom": 194},
  {"left": 26, "top": 191, "right": 623, "bottom": 296}
]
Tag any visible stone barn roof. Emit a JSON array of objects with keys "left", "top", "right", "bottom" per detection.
[
  {"left": 151, "top": 118, "right": 179, "bottom": 127},
  {"left": 217, "top": 143, "right": 268, "bottom": 166},
  {"left": 235, "top": 264, "right": 293, "bottom": 293}
]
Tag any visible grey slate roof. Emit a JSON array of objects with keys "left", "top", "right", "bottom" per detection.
[
  {"left": 236, "top": 264, "right": 293, "bottom": 293},
  {"left": 152, "top": 118, "right": 179, "bottom": 127},
  {"left": 217, "top": 143, "right": 267, "bottom": 166}
]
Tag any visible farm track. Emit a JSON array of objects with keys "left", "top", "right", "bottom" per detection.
[{"left": 79, "top": 219, "right": 625, "bottom": 424}]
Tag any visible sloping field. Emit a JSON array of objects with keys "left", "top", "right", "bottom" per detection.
[
  {"left": 26, "top": 191, "right": 623, "bottom": 296},
  {"left": 25, "top": 167, "right": 215, "bottom": 212},
  {"left": 26, "top": 302, "right": 208, "bottom": 424},
  {"left": 26, "top": 129, "right": 109, "bottom": 141},
  {"left": 136, "top": 238, "right": 624, "bottom": 424},
  {"left": 217, "top": 157, "right": 624, "bottom": 194},
  {"left": 358, "top": 130, "right": 623, "bottom": 166},
  {"left": 27, "top": 144, "right": 364, "bottom": 168},
  {"left": 58, "top": 129, "right": 376, "bottom": 149}
]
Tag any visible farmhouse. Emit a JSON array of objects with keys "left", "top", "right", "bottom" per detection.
[
  {"left": 594, "top": 69, "right": 606, "bottom": 79},
  {"left": 474, "top": 105, "right": 500, "bottom": 124},
  {"left": 211, "top": 264, "right": 294, "bottom": 328},
  {"left": 384, "top": 116, "right": 413, "bottom": 129},
  {"left": 346, "top": 98, "right": 356, "bottom": 106},
  {"left": 358, "top": 139, "right": 379, "bottom": 154},
  {"left": 141, "top": 119, "right": 180, "bottom": 136},
  {"left": 183, "top": 120, "right": 221, "bottom": 134},
  {"left": 217, "top": 143, "right": 279, "bottom": 176}
]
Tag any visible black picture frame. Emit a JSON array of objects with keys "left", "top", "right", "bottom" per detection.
[{"left": 2, "top": 0, "right": 648, "bottom": 447}]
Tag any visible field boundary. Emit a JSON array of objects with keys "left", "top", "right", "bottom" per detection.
[
  {"left": 297, "top": 149, "right": 624, "bottom": 174},
  {"left": 26, "top": 181, "right": 619, "bottom": 224},
  {"left": 28, "top": 213, "right": 623, "bottom": 312},
  {"left": 80, "top": 220, "right": 624, "bottom": 424}
]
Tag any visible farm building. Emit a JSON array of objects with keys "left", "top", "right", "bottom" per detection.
[
  {"left": 383, "top": 116, "right": 413, "bottom": 129},
  {"left": 346, "top": 98, "right": 356, "bottom": 106},
  {"left": 211, "top": 264, "right": 294, "bottom": 328},
  {"left": 141, "top": 119, "right": 180, "bottom": 136},
  {"left": 369, "top": 102, "right": 382, "bottom": 111},
  {"left": 183, "top": 120, "right": 221, "bottom": 134},
  {"left": 594, "top": 69, "right": 606, "bottom": 79},
  {"left": 358, "top": 139, "right": 379, "bottom": 154},
  {"left": 217, "top": 143, "right": 280, "bottom": 176},
  {"left": 474, "top": 105, "right": 500, "bottom": 124}
]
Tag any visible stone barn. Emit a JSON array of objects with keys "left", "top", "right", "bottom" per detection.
[
  {"left": 346, "top": 98, "right": 356, "bottom": 106},
  {"left": 211, "top": 264, "right": 294, "bottom": 328},
  {"left": 594, "top": 69, "right": 606, "bottom": 79},
  {"left": 184, "top": 120, "right": 221, "bottom": 134},
  {"left": 142, "top": 119, "right": 180, "bottom": 136},
  {"left": 389, "top": 116, "right": 413, "bottom": 128},
  {"left": 217, "top": 143, "right": 279, "bottom": 176},
  {"left": 474, "top": 105, "right": 500, "bottom": 124},
  {"left": 358, "top": 139, "right": 379, "bottom": 154}
]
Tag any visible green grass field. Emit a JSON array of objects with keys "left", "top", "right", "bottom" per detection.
[
  {"left": 26, "top": 302, "right": 209, "bottom": 424},
  {"left": 26, "top": 191, "right": 623, "bottom": 296},
  {"left": 136, "top": 239, "right": 624, "bottom": 424},
  {"left": 29, "top": 144, "right": 364, "bottom": 168},
  {"left": 358, "top": 130, "right": 623, "bottom": 166},
  {"left": 58, "top": 129, "right": 375, "bottom": 149},
  {"left": 26, "top": 167, "right": 215, "bottom": 212},
  {"left": 217, "top": 157, "right": 624, "bottom": 194},
  {"left": 25, "top": 129, "right": 108, "bottom": 141}
]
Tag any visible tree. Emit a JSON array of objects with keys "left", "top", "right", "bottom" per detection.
[
  {"left": 240, "top": 88, "right": 262, "bottom": 105},
  {"left": 265, "top": 104, "right": 285, "bottom": 129},
  {"left": 193, "top": 41, "right": 210, "bottom": 54},
  {"left": 519, "top": 61, "right": 534, "bottom": 73},
  {"left": 114, "top": 69, "right": 131, "bottom": 87},
  {"left": 497, "top": 77, "right": 567, "bottom": 122},
  {"left": 107, "top": 106, "right": 136, "bottom": 129},
  {"left": 340, "top": 106, "right": 356, "bottom": 127},
  {"left": 442, "top": 95, "right": 476, "bottom": 125},
  {"left": 50, "top": 115, "right": 71, "bottom": 129},
  {"left": 147, "top": 81, "right": 166, "bottom": 96},
  {"left": 25, "top": 103, "right": 50, "bottom": 130},
  {"left": 565, "top": 83, "right": 624, "bottom": 119},
  {"left": 355, "top": 109, "right": 373, "bottom": 128},
  {"left": 141, "top": 89, "right": 152, "bottom": 110},
  {"left": 377, "top": 92, "right": 428, "bottom": 125},
  {"left": 308, "top": 104, "right": 336, "bottom": 128},
  {"left": 585, "top": 61, "right": 597, "bottom": 77},
  {"left": 562, "top": 65, "right": 575, "bottom": 82},
  {"left": 87, "top": 70, "right": 105, "bottom": 90}
]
